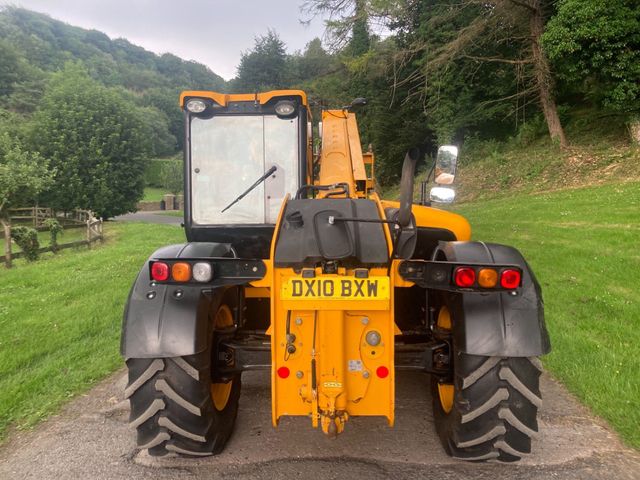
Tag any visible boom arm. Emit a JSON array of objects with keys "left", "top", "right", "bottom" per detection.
[{"left": 317, "top": 110, "right": 372, "bottom": 198}]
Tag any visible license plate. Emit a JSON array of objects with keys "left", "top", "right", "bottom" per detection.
[{"left": 281, "top": 276, "right": 390, "bottom": 300}]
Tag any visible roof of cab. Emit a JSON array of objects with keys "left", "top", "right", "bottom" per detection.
[{"left": 180, "top": 90, "right": 308, "bottom": 108}]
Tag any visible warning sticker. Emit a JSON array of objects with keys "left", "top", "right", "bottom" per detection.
[{"left": 348, "top": 360, "right": 363, "bottom": 372}]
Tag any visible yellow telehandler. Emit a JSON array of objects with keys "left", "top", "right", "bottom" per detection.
[{"left": 121, "top": 90, "right": 549, "bottom": 461}]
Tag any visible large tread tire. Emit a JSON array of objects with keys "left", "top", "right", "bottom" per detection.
[
  {"left": 126, "top": 354, "right": 240, "bottom": 456},
  {"left": 432, "top": 354, "right": 542, "bottom": 462}
]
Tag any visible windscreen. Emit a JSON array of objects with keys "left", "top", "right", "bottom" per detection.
[{"left": 190, "top": 115, "right": 299, "bottom": 225}]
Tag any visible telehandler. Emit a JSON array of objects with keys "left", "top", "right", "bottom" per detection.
[{"left": 121, "top": 90, "right": 550, "bottom": 462}]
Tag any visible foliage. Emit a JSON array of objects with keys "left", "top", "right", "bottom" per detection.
[
  {"left": 160, "top": 160, "right": 184, "bottom": 196},
  {"left": 233, "top": 30, "right": 288, "bottom": 92},
  {"left": 543, "top": 0, "right": 640, "bottom": 113},
  {"left": 43, "top": 218, "right": 63, "bottom": 252},
  {"left": 0, "top": 6, "right": 225, "bottom": 154},
  {"left": 31, "top": 64, "right": 148, "bottom": 219},
  {"left": 0, "top": 133, "right": 53, "bottom": 216},
  {"left": 145, "top": 157, "right": 181, "bottom": 187},
  {"left": 10, "top": 226, "right": 39, "bottom": 261}
]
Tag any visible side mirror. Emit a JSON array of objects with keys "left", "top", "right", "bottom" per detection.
[
  {"left": 434, "top": 145, "right": 458, "bottom": 185},
  {"left": 397, "top": 148, "right": 421, "bottom": 227},
  {"left": 348, "top": 97, "right": 368, "bottom": 111},
  {"left": 430, "top": 186, "right": 456, "bottom": 204}
]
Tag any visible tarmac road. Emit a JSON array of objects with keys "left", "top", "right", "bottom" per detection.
[
  {"left": 115, "top": 211, "right": 183, "bottom": 225},
  {"left": 0, "top": 368, "right": 638, "bottom": 480}
]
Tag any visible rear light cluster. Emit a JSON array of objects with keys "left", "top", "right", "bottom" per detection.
[
  {"left": 150, "top": 261, "right": 213, "bottom": 283},
  {"left": 453, "top": 266, "right": 521, "bottom": 289}
]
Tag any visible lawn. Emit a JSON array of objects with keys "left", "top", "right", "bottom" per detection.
[
  {"left": 142, "top": 187, "right": 168, "bottom": 202},
  {"left": 454, "top": 181, "right": 640, "bottom": 449},
  {"left": 0, "top": 222, "right": 184, "bottom": 440}
]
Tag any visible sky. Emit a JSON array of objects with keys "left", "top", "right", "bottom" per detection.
[{"left": 6, "top": 0, "right": 328, "bottom": 80}]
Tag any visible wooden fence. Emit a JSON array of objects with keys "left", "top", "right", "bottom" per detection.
[{"left": 1, "top": 209, "right": 103, "bottom": 268}]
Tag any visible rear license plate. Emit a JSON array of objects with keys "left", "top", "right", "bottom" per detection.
[{"left": 281, "top": 276, "right": 390, "bottom": 300}]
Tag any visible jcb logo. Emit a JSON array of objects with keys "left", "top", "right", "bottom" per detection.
[{"left": 290, "top": 278, "right": 380, "bottom": 298}]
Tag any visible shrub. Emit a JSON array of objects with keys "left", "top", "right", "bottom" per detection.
[
  {"left": 11, "top": 226, "right": 40, "bottom": 261},
  {"left": 43, "top": 218, "right": 63, "bottom": 252}
]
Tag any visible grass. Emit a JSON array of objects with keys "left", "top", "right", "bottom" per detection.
[
  {"left": 0, "top": 222, "right": 185, "bottom": 441},
  {"left": 157, "top": 210, "right": 184, "bottom": 217},
  {"left": 142, "top": 187, "right": 168, "bottom": 202},
  {"left": 453, "top": 181, "right": 640, "bottom": 449}
]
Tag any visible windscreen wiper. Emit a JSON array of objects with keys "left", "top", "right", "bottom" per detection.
[{"left": 221, "top": 165, "right": 278, "bottom": 213}]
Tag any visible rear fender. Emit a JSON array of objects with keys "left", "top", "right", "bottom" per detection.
[
  {"left": 121, "top": 242, "right": 235, "bottom": 358},
  {"left": 434, "top": 241, "right": 551, "bottom": 357}
]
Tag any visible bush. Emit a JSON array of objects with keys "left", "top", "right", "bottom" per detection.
[
  {"left": 11, "top": 226, "right": 39, "bottom": 261},
  {"left": 43, "top": 218, "right": 63, "bottom": 252},
  {"left": 145, "top": 158, "right": 180, "bottom": 187}
]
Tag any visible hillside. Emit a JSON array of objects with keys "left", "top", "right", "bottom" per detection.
[
  {"left": 383, "top": 111, "right": 640, "bottom": 204},
  {"left": 0, "top": 6, "right": 225, "bottom": 154}
]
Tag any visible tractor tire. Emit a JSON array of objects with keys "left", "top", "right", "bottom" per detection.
[
  {"left": 125, "top": 302, "right": 241, "bottom": 457},
  {"left": 432, "top": 354, "right": 543, "bottom": 462}
]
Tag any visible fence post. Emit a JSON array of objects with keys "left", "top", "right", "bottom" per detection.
[
  {"left": 1, "top": 218, "right": 11, "bottom": 268},
  {"left": 86, "top": 219, "right": 91, "bottom": 249}
]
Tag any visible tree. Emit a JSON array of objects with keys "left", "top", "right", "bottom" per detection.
[
  {"left": 543, "top": 0, "right": 640, "bottom": 116},
  {"left": 160, "top": 160, "right": 183, "bottom": 196},
  {"left": 31, "top": 63, "right": 149, "bottom": 218},
  {"left": 305, "top": 0, "right": 568, "bottom": 147},
  {"left": 0, "top": 134, "right": 53, "bottom": 267},
  {"left": 233, "top": 30, "right": 288, "bottom": 91}
]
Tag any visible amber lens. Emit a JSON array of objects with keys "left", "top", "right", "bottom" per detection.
[
  {"left": 171, "top": 262, "right": 191, "bottom": 282},
  {"left": 478, "top": 268, "right": 498, "bottom": 288}
]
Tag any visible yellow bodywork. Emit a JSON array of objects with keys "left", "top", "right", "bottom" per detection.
[{"left": 248, "top": 106, "right": 470, "bottom": 435}]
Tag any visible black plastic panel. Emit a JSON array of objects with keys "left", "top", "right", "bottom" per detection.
[
  {"left": 434, "top": 241, "right": 551, "bottom": 357},
  {"left": 274, "top": 199, "right": 389, "bottom": 267}
]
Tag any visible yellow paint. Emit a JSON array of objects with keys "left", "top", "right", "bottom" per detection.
[
  {"left": 317, "top": 110, "right": 356, "bottom": 198},
  {"left": 271, "top": 266, "right": 396, "bottom": 432},
  {"left": 380, "top": 200, "right": 472, "bottom": 241},
  {"left": 436, "top": 306, "right": 454, "bottom": 414},
  {"left": 180, "top": 89, "right": 309, "bottom": 107},
  {"left": 245, "top": 287, "right": 270, "bottom": 298},
  {"left": 346, "top": 115, "right": 367, "bottom": 183},
  {"left": 437, "top": 383, "right": 454, "bottom": 414},
  {"left": 437, "top": 306, "right": 452, "bottom": 330},
  {"left": 210, "top": 304, "right": 234, "bottom": 411}
]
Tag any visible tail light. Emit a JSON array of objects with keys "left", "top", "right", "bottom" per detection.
[
  {"left": 171, "top": 262, "right": 191, "bottom": 282},
  {"left": 478, "top": 268, "right": 498, "bottom": 288},
  {"left": 500, "top": 269, "right": 522, "bottom": 289},
  {"left": 150, "top": 262, "right": 169, "bottom": 281},
  {"left": 454, "top": 267, "right": 476, "bottom": 287}
]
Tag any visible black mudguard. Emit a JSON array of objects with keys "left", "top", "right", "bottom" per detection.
[
  {"left": 121, "top": 242, "right": 234, "bottom": 359},
  {"left": 434, "top": 241, "right": 551, "bottom": 357}
]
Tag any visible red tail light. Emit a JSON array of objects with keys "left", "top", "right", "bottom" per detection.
[
  {"left": 454, "top": 267, "right": 476, "bottom": 287},
  {"left": 277, "top": 366, "right": 290, "bottom": 379},
  {"left": 376, "top": 366, "right": 389, "bottom": 378},
  {"left": 501, "top": 269, "right": 522, "bottom": 289},
  {"left": 151, "top": 262, "right": 169, "bottom": 281}
]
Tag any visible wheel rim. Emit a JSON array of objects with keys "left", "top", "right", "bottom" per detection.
[
  {"left": 211, "top": 304, "right": 233, "bottom": 411},
  {"left": 437, "top": 306, "right": 454, "bottom": 414}
]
